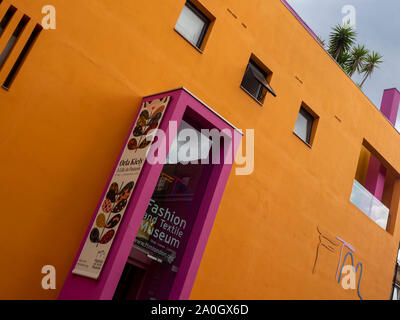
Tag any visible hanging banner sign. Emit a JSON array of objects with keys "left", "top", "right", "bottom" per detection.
[{"left": 72, "top": 96, "right": 171, "bottom": 280}]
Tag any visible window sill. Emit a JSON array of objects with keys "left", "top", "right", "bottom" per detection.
[
  {"left": 292, "top": 132, "right": 312, "bottom": 148},
  {"left": 174, "top": 28, "right": 204, "bottom": 54},
  {"left": 240, "top": 86, "right": 264, "bottom": 106}
]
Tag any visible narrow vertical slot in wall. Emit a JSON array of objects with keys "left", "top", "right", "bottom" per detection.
[
  {"left": 0, "top": 6, "right": 17, "bottom": 38},
  {"left": 3, "top": 24, "right": 42, "bottom": 90},
  {"left": 0, "top": 14, "right": 30, "bottom": 71}
]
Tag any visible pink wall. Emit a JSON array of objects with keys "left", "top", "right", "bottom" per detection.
[
  {"left": 380, "top": 88, "right": 400, "bottom": 126},
  {"left": 364, "top": 155, "right": 386, "bottom": 201}
]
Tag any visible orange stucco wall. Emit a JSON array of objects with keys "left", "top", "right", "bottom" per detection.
[{"left": 0, "top": 0, "right": 399, "bottom": 300}]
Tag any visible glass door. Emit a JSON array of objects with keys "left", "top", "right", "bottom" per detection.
[{"left": 114, "top": 116, "right": 214, "bottom": 300}]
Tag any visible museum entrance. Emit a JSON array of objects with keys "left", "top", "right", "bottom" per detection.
[
  {"left": 113, "top": 116, "right": 214, "bottom": 300},
  {"left": 58, "top": 88, "right": 242, "bottom": 300}
]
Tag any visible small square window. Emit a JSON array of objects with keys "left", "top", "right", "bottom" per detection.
[
  {"left": 241, "top": 59, "right": 276, "bottom": 104},
  {"left": 294, "top": 106, "right": 316, "bottom": 145},
  {"left": 175, "top": 1, "right": 210, "bottom": 49}
]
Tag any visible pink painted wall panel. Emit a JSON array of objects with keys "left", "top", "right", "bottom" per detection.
[
  {"left": 380, "top": 88, "right": 400, "bottom": 126},
  {"left": 364, "top": 155, "right": 386, "bottom": 201}
]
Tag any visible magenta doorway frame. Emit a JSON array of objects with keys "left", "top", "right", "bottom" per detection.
[{"left": 58, "top": 88, "right": 243, "bottom": 300}]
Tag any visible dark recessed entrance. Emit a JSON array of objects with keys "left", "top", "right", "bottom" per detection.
[{"left": 113, "top": 115, "right": 214, "bottom": 300}]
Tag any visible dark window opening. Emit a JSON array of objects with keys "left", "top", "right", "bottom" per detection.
[
  {"left": 0, "top": 6, "right": 17, "bottom": 38},
  {"left": 3, "top": 23, "right": 42, "bottom": 90},
  {"left": 241, "top": 59, "right": 276, "bottom": 103},
  {"left": 113, "top": 263, "right": 146, "bottom": 301},
  {"left": 0, "top": 14, "right": 30, "bottom": 72},
  {"left": 175, "top": 1, "right": 211, "bottom": 49}
]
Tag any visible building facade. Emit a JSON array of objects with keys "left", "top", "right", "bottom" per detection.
[{"left": 0, "top": 0, "right": 399, "bottom": 300}]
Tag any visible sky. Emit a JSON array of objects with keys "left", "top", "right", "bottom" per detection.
[{"left": 286, "top": 0, "right": 400, "bottom": 126}]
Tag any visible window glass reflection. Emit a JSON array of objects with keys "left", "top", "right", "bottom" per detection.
[{"left": 175, "top": 4, "right": 207, "bottom": 47}]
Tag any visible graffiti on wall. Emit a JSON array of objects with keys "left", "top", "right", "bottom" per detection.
[{"left": 312, "top": 226, "right": 364, "bottom": 300}]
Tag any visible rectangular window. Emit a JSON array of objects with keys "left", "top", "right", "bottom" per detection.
[
  {"left": 175, "top": 1, "right": 210, "bottom": 49},
  {"left": 0, "top": 14, "right": 30, "bottom": 71},
  {"left": 241, "top": 59, "right": 276, "bottom": 104},
  {"left": 0, "top": 6, "right": 17, "bottom": 38},
  {"left": 3, "top": 23, "right": 42, "bottom": 90},
  {"left": 294, "top": 107, "right": 315, "bottom": 144}
]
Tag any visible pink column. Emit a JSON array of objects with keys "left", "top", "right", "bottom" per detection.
[
  {"left": 364, "top": 155, "right": 386, "bottom": 201},
  {"left": 380, "top": 88, "right": 400, "bottom": 126},
  {"left": 363, "top": 88, "right": 400, "bottom": 200}
]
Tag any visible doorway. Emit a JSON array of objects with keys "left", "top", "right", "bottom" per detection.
[
  {"left": 113, "top": 262, "right": 146, "bottom": 300},
  {"left": 59, "top": 88, "right": 242, "bottom": 300},
  {"left": 113, "top": 115, "right": 214, "bottom": 300}
]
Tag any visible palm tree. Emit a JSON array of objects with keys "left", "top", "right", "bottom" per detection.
[
  {"left": 317, "top": 35, "right": 326, "bottom": 47},
  {"left": 328, "top": 24, "right": 357, "bottom": 62},
  {"left": 337, "top": 51, "right": 351, "bottom": 70},
  {"left": 346, "top": 45, "right": 369, "bottom": 77},
  {"left": 359, "top": 51, "right": 384, "bottom": 88}
]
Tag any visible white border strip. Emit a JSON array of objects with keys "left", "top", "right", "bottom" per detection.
[{"left": 143, "top": 87, "right": 244, "bottom": 136}]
